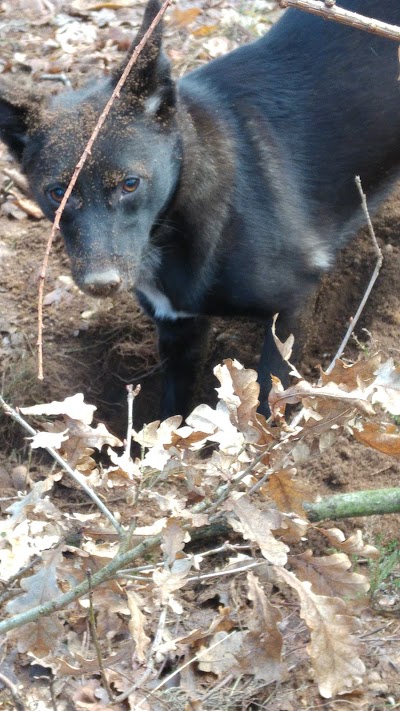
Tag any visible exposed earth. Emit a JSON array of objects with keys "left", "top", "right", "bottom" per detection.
[{"left": 0, "top": 1, "right": 399, "bottom": 708}]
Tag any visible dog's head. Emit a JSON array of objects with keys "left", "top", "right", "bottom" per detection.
[{"left": 0, "top": 0, "right": 181, "bottom": 295}]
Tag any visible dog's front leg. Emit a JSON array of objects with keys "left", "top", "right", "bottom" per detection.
[{"left": 156, "top": 316, "right": 210, "bottom": 420}]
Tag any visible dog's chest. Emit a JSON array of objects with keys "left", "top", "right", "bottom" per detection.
[{"left": 137, "top": 283, "right": 194, "bottom": 321}]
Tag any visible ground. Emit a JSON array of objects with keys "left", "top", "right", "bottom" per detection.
[{"left": 0, "top": 1, "right": 399, "bottom": 709}]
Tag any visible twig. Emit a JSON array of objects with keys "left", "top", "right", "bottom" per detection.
[
  {"left": 188, "top": 559, "right": 265, "bottom": 582},
  {"left": 37, "top": 0, "right": 173, "bottom": 380},
  {"left": 0, "top": 530, "right": 163, "bottom": 635},
  {"left": 0, "top": 395, "right": 123, "bottom": 536},
  {"left": 0, "top": 672, "right": 25, "bottom": 711},
  {"left": 206, "top": 450, "right": 268, "bottom": 519},
  {"left": 325, "top": 175, "right": 383, "bottom": 374},
  {"left": 124, "top": 384, "right": 140, "bottom": 459},
  {"left": 87, "top": 570, "right": 114, "bottom": 701},
  {"left": 290, "top": 175, "right": 383, "bottom": 427},
  {"left": 278, "top": 0, "right": 400, "bottom": 42},
  {"left": 114, "top": 630, "right": 236, "bottom": 705}
]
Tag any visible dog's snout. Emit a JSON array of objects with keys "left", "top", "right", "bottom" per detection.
[{"left": 82, "top": 270, "right": 121, "bottom": 297}]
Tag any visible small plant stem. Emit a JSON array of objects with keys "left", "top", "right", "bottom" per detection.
[
  {"left": 124, "top": 384, "right": 140, "bottom": 459},
  {"left": 326, "top": 176, "right": 383, "bottom": 374},
  {"left": 87, "top": 570, "right": 114, "bottom": 701}
]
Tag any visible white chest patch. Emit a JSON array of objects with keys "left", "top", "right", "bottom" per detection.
[{"left": 138, "top": 284, "right": 194, "bottom": 321}]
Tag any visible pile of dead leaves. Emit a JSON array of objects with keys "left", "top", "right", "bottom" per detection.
[{"left": 1, "top": 343, "right": 399, "bottom": 710}]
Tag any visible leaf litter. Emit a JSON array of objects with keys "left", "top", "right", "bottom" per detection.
[{"left": 1, "top": 352, "right": 400, "bottom": 708}]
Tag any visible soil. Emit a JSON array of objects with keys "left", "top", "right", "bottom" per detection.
[{"left": 0, "top": 2, "right": 399, "bottom": 709}]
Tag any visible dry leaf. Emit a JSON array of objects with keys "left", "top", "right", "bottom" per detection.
[
  {"left": 289, "top": 550, "right": 370, "bottom": 598},
  {"left": 29, "top": 430, "right": 69, "bottom": 450},
  {"left": 266, "top": 468, "right": 312, "bottom": 515},
  {"left": 238, "top": 571, "right": 282, "bottom": 681},
  {"left": 161, "top": 519, "right": 189, "bottom": 566},
  {"left": 198, "top": 631, "right": 245, "bottom": 677},
  {"left": 225, "top": 493, "right": 288, "bottom": 565},
  {"left": 368, "top": 358, "right": 400, "bottom": 415},
  {"left": 277, "top": 567, "right": 365, "bottom": 698},
  {"left": 320, "top": 355, "right": 381, "bottom": 389},
  {"left": 153, "top": 557, "right": 192, "bottom": 613},
  {"left": 9, "top": 193, "right": 43, "bottom": 218},
  {"left": 192, "top": 24, "right": 218, "bottom": 37},
  {"left": 127, "top": 590, "right": 151, "bottom": 663},
  {"left": 171, "top": 7, "right": 201, "bottom": 27},
  {"left": 21, "top": 393, "right": 96, "bottom": 425},
  {"left": 214, "top": 358, "right": 260, "bottom": 436},
  {"left": 270, "top": 379, "right": 374, "bottom": 419},
  {"left": 317, "top": 528, "right": 379, "bottom": 559},
  {"left": 271, "top": 313, "right": 295, "bottom": 363},
  {"left": 351, "top": 420, "right": 400, "bottom": 458},
  {"left": 134, "top": 416, "right": 182, "bottom": 469}
]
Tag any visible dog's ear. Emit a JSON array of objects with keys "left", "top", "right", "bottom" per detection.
[
  {"left": 0, "top": 86, "right": 41, "bottom": 162},
  {"left": 114, "top": 0, "right": 176, "bottom": 119}
]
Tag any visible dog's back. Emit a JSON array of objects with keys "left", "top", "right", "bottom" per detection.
[{"left": 182, "top": 0, "right": 400, "bottom": 247}]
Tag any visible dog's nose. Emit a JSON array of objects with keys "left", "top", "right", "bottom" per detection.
[{"left": 82, "top": 270, "right": 121, "bottom": 297}]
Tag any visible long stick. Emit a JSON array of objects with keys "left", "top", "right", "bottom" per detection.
[{"left": 279, "top": 0, "right": 400, "bottom": 42}]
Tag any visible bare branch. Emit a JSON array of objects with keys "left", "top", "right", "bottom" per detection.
[
  {"left": 0, "top": 529, "right": 163, "bottom": 635},
  {"left": 325, "top": 175, "right": 383, "bottom": 374},
  {"left": 0, "top": 395, "right": 123, "bottom": 535},
  {"left": 278, "top": 0, "right": 400, "bottom": 42}
]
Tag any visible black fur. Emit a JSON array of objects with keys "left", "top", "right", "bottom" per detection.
[{"left": 1, "top": 0, "right": 400, "bottom": 417}]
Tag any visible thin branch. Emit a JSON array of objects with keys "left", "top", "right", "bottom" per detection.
[
  {"left": 206, "top": 450, "right": 268, "bottom": 520},
  {"left": 87, "top": 569, "right": 114, "bottom": 701},
  {"left": 290, "top": 175, "right": 383, "bottom": 427},
  {"left": 325, "top": 175, "right": 383, "bottom": 374},
  {"left": 37, "top": 0, "right": 173, "bottom": 380},
  {"left": 0, "top": 530, "right": 163, "bottom": 635},
  {"left": 0, "top": 395, "right": 123, "bottom": 536},
  {"left": 278, "top": 0, "right": 400, "bottom": 42},
  {"left": 124, "top": 384, "right": 140, "bottom": 459},
  {"left": 114, "top": 630, "right": 236, "bottom": 705},
  {"left": 0, "top": 672, "right": 25, "bottom": 711}
]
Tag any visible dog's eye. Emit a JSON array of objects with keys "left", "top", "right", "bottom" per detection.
[
  {"left": 122, "top": 177, "right": 140, "bottom": 193},
  {"left": 48, "top": 186, "right": 66, "bottom": 204}
]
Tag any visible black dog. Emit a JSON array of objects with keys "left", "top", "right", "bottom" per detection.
[{"left": 0, "top": 0, "right": 400, "bottom": 417}]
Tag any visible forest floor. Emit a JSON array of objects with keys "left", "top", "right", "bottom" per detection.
[{"left": 0, "top": 1, "right": 399, "bottom": 709}]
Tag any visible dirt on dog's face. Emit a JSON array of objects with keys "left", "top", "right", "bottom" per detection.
[{"left": 22, "top": 98, "right": 181, "bottom": 296}]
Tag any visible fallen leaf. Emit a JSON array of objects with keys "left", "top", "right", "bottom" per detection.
[
  {"left": 127, "top": 590, "right": 151, "bottom": 663},
  {"left": 21, "top": 393, "right": 96, "bottom": 425},
  {"left": 277, "top": 567, "right": 365, "bottom": 698},
  {"left": 266, "top": 468, "right": 312, "bottom": 515},
  {"left": 289, "top": 550, "right": 370, "bottom": 598},
  {"left": 351, "top": 420, "right": 400, "bottom": 458},
  {"left": 238, "top": 571, "right": 282, "bottom": 681},
  {"left": 171, "top": 7, "right": 201, "bottom": 26},
  {"left": 161, "top": 519, "right": 189, "bottom": 566},
  {"left": 317, "top": 528, "right": 379, "bottom": 559},
  {"left": 225, "top": 493, "right": 288, "bottom": 565}
]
